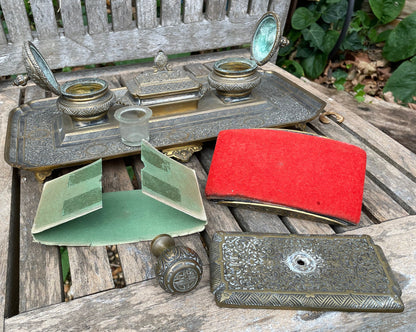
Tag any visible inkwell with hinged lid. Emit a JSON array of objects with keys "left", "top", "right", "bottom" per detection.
[
  {"left": 208, "top": 11, "right": 289, "bottom": 103},
  {"left": 15, "top": 41, "right": 117, "bottom": 122}
]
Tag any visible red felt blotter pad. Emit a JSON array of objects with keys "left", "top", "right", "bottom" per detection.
[{"left": 205, "top": 129, "right": 367, "bottom": 225}]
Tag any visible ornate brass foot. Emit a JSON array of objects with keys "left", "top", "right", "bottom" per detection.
[
  {"left": 35, "top": 170, "right": 52, "bottom": 183},
  {"left": 319, "top": 111, "right": 344, "bottom": 124},
  {"left": 162, "top": 143, "right": 203, "bottom": 162}
]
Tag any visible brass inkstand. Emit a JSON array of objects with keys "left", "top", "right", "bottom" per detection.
[{"left": 208, "top": 11, "right": 289, "bottom": 102}]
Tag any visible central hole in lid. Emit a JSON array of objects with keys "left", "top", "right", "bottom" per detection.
[
  {"left": 219, "top": 62, "right": 252, "bottom": 71},
  {"left": 297, "top": 259, "right": 305, "bottom": 265},
  {"left": 65, "top": 82, "right": 104, "bottom": 95}
]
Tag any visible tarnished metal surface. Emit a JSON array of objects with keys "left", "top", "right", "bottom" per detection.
[
  {"left": 210, "top": 232, "right": 404, "bottom": 312},
  {"left": 5, "top": 71, "right": 325, "bottom": 174},
  {"left": 151, "top": 234, "right": 203, "bottom": 294}
]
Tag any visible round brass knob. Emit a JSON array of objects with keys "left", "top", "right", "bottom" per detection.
[{"left": 151, "top": 234, "right": 203, "bottom": 294}]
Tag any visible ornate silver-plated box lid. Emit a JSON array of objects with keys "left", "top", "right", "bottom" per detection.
[
  {"left": 127, "top": 68, "right": 201, "bottom": 100},
  {"left": 126, "top": 50, "right": 202, "bottom": 100},
  {"left": 210, "top": 232, "right": 404, "bottom": 312}
]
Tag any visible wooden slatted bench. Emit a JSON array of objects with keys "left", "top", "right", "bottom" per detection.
[{"left": 1, "top": 1, "right": 416, "bottom": 331}]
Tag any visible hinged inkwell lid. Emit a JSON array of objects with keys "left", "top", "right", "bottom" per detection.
[
  {"left": 250, "top": 11, "right": 288, "bottom": 66},
  {"left": 16, "top": 41, "right": 116, "bottom": 121},
  {"left": 21, "top": 41, "right": 62, "bottom": 95}
]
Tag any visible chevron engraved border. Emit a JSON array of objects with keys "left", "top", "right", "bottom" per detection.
[{"left": 210, "top": 232, "right": 404, "bottom": 312}]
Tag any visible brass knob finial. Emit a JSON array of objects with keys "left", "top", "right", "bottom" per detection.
[{"left": 151, "top": 234, "right": 203, "bottom": 294}]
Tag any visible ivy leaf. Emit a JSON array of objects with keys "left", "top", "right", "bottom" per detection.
[
  {"left": 341, "top": 31, "right": 364, "bottom": 51},
  {"left": 291, "top": 7, "right": 320, "bottom": 30},
  {"left": 369, "top": 0, "right": 405, "bottom": 24},
  {"left": 384, "top": 57, "right": 416, "bottom": 104},
  {"left": 302, "top": 23, "right": 325, "bottom": 50},
  {"left": 301, "top": 52, "right": 327, "bottom": 79},
  {"left": 321, "top": 30, "right": 340, "bottom": 54},
  {"left": 321, "top": 0, "right": 348, "bottom": 24},
  {"left": 383, "top": 12, "right": 416, "bottom": 62},
  {"left": 279, "top": 60, "right": 305, "bottom": 78}
]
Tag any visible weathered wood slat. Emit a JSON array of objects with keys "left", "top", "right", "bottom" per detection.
[
  {"left": 67, "top": 246, "right": 114, "bottom": 299},
  {"left": 283, "top": 216, "right": 335, "bottom": 235},
  {"left": 231, "top": 208, "right": 290, "bottom": 233},
  {"left": 19, "top": 169, "right": 63, "bottom": 312},
  {"left": 6, "top": 216, "right": 416, "bottom": 331},
  {"left": 205, "top": 0, "right": 227, "bottom": 21},
  {"left": 361, "top": 175, "right": 409, "bottom": 222},
  {"left": 161, "top": 0, "right": 181, "bottom": 26},
  {"left": 135, "top": 0, "right": 158, "bottom": 29},
  {"left": 249, "top": 0, "right": 269, "bottom": 15},
  {"left": 183, "top": 0, "right": 204, "bottom": 24},
  {"left": 60, "top": 0, "right": 85, "bottom": 38},
  {"left": 269, "top": 0, "right": 292, "bottom": 29},
  {"left": 17, "top": 86, "right": 62, "bottom": 313},
  {"left": 85, "top": 0, "right": 109, "bottom": 35},
  {"left": 29, "top": 0, "right": 59, "bottom": 40},
  {"left": 0, "top": 18, "right": 260, "bottom": 75},
  {"left": 0, "top": 0, "right": 32, "bottom": 43},
  {"left": 228, "top": 0, "right": 250, "bottom": 20},
  {"left": 0, "top": 88, "right": 21, "bottom": 320},
  {"left": 0, "top": 16, "right": 7, "bottom": 44},
  {"left": 110, "top": 0, "right": 134, "bottom": 32}
]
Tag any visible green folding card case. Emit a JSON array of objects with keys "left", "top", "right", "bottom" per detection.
[{"left": 31, "top": 140, "right": 207, "bottom": 246}]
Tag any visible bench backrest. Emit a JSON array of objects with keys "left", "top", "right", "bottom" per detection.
[{"left": 0, "top": 0, "right": 291, "bottom": 77}]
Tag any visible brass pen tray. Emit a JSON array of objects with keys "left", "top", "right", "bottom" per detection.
[
  {"left": 210, "top": 232, "right": 404, "bottom": 312},
  {"left": 5, "top": 71, "right": 325, "bottom": 178}
]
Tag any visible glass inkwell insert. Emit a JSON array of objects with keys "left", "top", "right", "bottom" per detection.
[
  {"left": 16, "top": 41, "right": 116, "bottom": 121},
  {"left": 208, "top": 12, "right": 289, "bottom": 102}
]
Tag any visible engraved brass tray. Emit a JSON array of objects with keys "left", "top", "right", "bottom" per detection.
[
  {"left": 5, "top": 71, "right": 325, "bottom": 178},
  {"left": 210, "top": 232, "right": 404, "bottom": 312}
]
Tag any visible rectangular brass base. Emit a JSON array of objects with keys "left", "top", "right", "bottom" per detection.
[
  {"left": 5, "top": 71, "right": 325, "bottom": 174},
  {"left": 210, "top": 232, "right": 404, "bottom": 312}
]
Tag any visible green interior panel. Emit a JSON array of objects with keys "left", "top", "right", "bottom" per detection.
[{"left": 33, "top": 190, "right": 205, "bottom": 246}]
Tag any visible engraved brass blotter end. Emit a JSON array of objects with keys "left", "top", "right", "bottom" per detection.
[{"left": 210, "top": 232, "right": 404, "bottom": 312}]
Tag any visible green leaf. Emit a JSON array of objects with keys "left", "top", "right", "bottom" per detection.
[
  {"left": 341, "top": 31, "right": 365, "bottom": 51},
  {"left": 334, "top": 78, "right": 346, "bottom": 91},
  {"left": 369, "top": 0, "right": 405, "bottom": 24},
  {"left": 326, "top": 0, "right": 342, "bottom": 3},
  {"left": 60, "top": 247, "right": 70, "bottom": 282},
  {"left": 321, "top": 0, "right": 348, "bottom": 24},
  {"left": 384, "top": 57, "right": 416, "bottom": 103},
  {"left": 296, "top": 43, "right": 315, "bottom": 58},
  {"left": 383, "top": 12, "right": 416, "bottom": 62},
  {"left": 291, "top": 7, "right": 320, "bottom": 30},
  {"left": 321, "top": 30, "right": 340, "bottom": 54},
  {"left": 302, "top": 23, "right": 325, "bottom": 50},
  {"left": 301, "top": 52, "right": 328, "bottom": 79},
  {"left": 332, "top": 69, "right": 348, "bottom": 80},
  {"left": 279, "top": 60, "right": 305, "bottom": 78}
]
